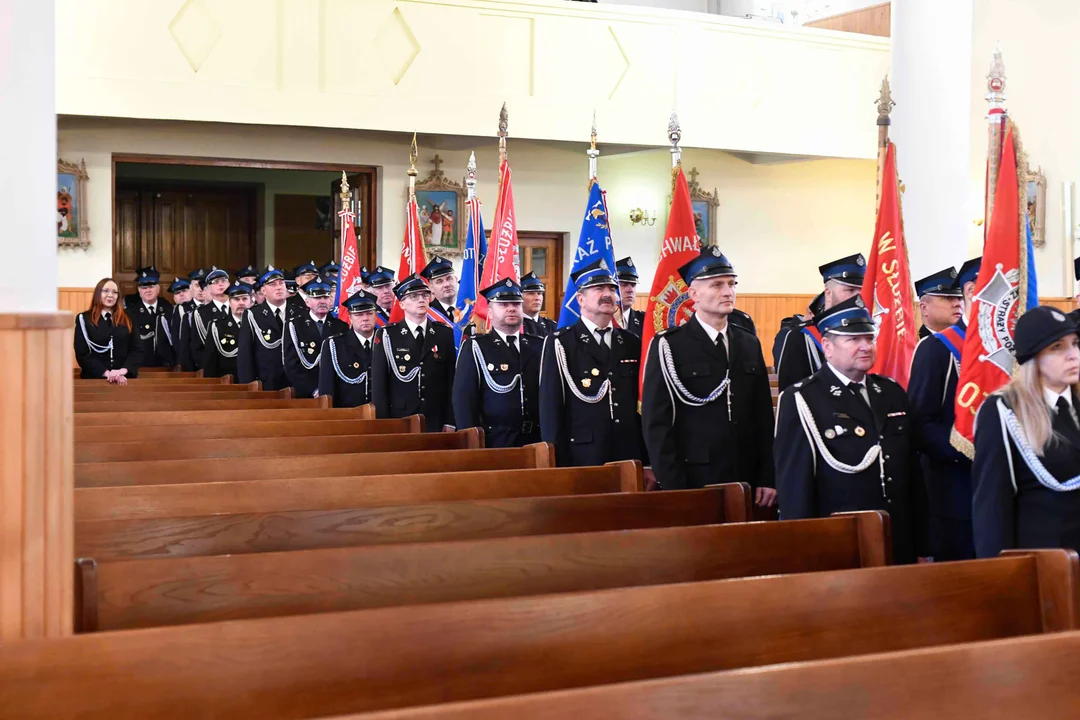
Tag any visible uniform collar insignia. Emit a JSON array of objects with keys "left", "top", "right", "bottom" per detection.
[
  {"left": 872, "top": 382, "right": 882, "bottom": 394},
  {"left": 579, "top": 332, "right": 589, "bottom": 342},
  {"left": 829, "top": 385, "right": 842, "bottom": 397}
]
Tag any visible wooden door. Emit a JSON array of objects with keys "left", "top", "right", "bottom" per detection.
[
  {"left": 274, "top": 195, "right": 332, "bottom": 274},
  {"left": 516, "top": 231, "right": 565, "bottom": 319},
  {"left": 113, "top": 183, "right": 256, "bottom": 298}
]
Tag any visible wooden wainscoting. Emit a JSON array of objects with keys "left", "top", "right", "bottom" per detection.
[
  {"left": 59, "top": 288, "right": 95, "bottom": 369},
  {"left": 804, "top": 2, "right": 891, "bottom": 37}
]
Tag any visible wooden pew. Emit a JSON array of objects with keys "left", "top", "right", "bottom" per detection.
[
  {"left": 74, "top": 427, "right": 483, "bottom": 463},
  {"left": 75, "top": 459, "right": 638, "bottom": 522},
  {"left": 74, "top": 381, "right": 259, "bottom": 394},
  {"left": 3, "top": 552, "right": 1073, "bottom": 719},
  {"left": 74, "top": 511, "right": 887, "bottom": 631},
  {"left": 73, "top": 377, "right": 230, "bottom": 387},
  {"left": 75, "top": 405, "right": 373, "bottom": 426},
  {"left": 75, "top": 416, "right": 421, "bottom": 443},
  {"left": 75, "top": 442, "right": 553, "bottom": 488},
  {"left": 74, "top": 389, "right": 289, "bottom": 404},
  {"left": 75, "top": 484, "right": 750, "bottom": 560},
  {"left": 73, "top": 397, "right": 325, "bottom": 413},
  {"left": 347, "top": 626, "right": 1080, "bottom": 720}
]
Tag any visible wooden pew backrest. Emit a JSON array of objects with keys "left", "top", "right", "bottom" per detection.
[
  {"left": 5, "top": 551, "right": 1073, "bottom": 719},
  {"left": 75, "top": 484, "right": 749, "bottom": 560},
  {"left": 75, "top": 511, "right": 888, "bottom": 632},
  {"left": 74, "top": 405, "right": 374, "bottom": 426},
  {"left": 75, "top": 458, "right": 635, "bottom": 522},
  {"left": 74, "top": 416, "right": 420, "bottom": 443},
  {"left": 74, "top": 398, "right": 325, "bottom": 412}
]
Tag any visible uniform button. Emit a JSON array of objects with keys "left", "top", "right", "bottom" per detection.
[
  {"left": 885, "top": 454, "right": 891, "bottom": 460},
  {"left": 615, "top": 419, "right": 620, "bottom": 424}
]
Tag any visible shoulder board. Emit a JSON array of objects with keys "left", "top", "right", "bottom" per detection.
[
  {"left": 869, "top": 373, "right": 901, "bottom": 388},
  {"left": 729, "top": 322, "right": 754, "bottom": 335},
  {"left": 796, "top": 374, "right": 818, "bottom": 388},
  {"left": 656, "top": 324, "right": 680, "bottom": 337},
  {"left": 553, "top": 326, "right": 572, "bottom": 338}
]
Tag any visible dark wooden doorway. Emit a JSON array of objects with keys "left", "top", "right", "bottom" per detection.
[
  {"left": 517, "top": 231, "right": 566, "bottom": 319},
  {"left": 114, "top": 181, "right": 257, "bottom": 297}
]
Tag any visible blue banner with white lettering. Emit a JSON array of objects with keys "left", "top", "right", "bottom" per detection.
[
  {"left": 453, "top": 198, "right": 487, "bottom": 348},
  {"left": 557, "top": 181, "right": 619, "bottom": 329}
]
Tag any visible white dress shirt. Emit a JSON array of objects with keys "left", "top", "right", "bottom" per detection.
[
  {"left": 581, "top": 316, "right": 613, "bottom": 348},
  {"left": 695, "top": 314, "right": 728, "bottom": 353},
  {"left": 405, "top": 318, "right": 428, "bottom": 339},
  {"left": 354, "top": 330, "right": 372, "bottom": 351},
  {"left": 827, "top": 362, "right": 871, "bottom": 406}
]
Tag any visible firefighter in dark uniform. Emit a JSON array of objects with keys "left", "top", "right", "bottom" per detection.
[
  {"left": 776, "top": 253, "right": 866, "bottom": 391},
  {"left": 908, "top": 260, "right": 978, "bottom": 560},
  {"left": 237, "top": 266, "right": 293, "bottom": 390},
  {"left": 773, "top": 292, "right": 824, "bottom": 370},
  {"left": 283, "top": 277, "right": 348, "bottom": 398},
  {"left": 189, "top": 266, "right": 231, "bottom": 371},
  {"left": 367, "top": 266, "right": 396, "bottom": 325},
  {"left": 287, "top": 261, "right": 319, "bottom": 316},
  {"left": 155, "top": 276, "right": 191, "bottom": 367},
  {"left": 174, "top": 267, "right": 207, "bottom": 371},
  {"left": 202, "top": 282, "right": 253, "bottom": 379},
  {"left": 123, "top": 266, "right": 172, "bottom": 368},
  {"left": 421, "top": 255, "right": 460, "bottom": 324},
  {"left": 235, "top": 264, "right": 259, "bottom": 286},
  {"left": 539, "top": 258, "right": 645, "bottom": 467},
  {"left": 616, "top": 257, "right": 645, "bottom": 337},
  {"left": 774, "top": 295, "right": 928, "bottom": 564},
  {"left": 973, "top": 306, "right": 1080, "bottom": 558},
  {"left": 915, "top": 266, "right": 964, "bottom": 340},
  {"left": 320, "top": 260, "right": 340, "bottom": 284},
  {"left": 521, "top": 272, "right": 557, "bottom": 337},
  {"left": 74, "top": 279, "right": 144, "bottom": 381},
  {"left": 318, "top": 290, "right": 378, "bottom": 408},
  {"left": 370, "top": 273, "right": 457, "bottom": 431},
  {"left": 453, "top": 278, "right": 542, "bottom": 448},
  {"left": 641, "top": 247, "right": 776, "bottom": 507}
]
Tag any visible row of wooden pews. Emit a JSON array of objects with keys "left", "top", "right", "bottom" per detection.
[{"left": 1, "top": 367, "right": 1074, "bottom": 717}]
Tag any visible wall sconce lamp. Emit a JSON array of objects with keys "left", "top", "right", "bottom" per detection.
[{"left": 629, "top": 208, "right": 657, "bottom": 226}]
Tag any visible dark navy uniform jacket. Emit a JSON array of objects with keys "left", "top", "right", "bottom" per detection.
[
  {"left": 453, "top": 331, "right": 542, "bottom": 448},
  {"left": 776, "top": 317, "right": 823, "bottom": 391},
  {"left": 73, "top": 311, "right": 144, "bottom": 379},
  {"left": 237, "top": 302, "right": 292, "bottom": 391},
  {"left": 283, "top": 313, "right": 348, "bottom": 398},
  {"left": 523, "top": 315, "right": 558, "bottom": 338},
  {"left": 973, "top": 393, "right": 1080, "bottom": 558},
  {"left": 907, "top": 323, "right": 972, "bottom": 521},
  {"left": 189, "top": 301, "right": 228, "bottom": 371},
  {"left": 370, "top": 320, "right": 457, "bottom": 431},
  {"left": 539, "top": 319, "right": 645, "bottom": 467},
  {"left": 623, "top": 308, "right": 644, "bottom": 338},
  {"left": 122, "top": 297, "right": 172, "bottom": 368},
  {"left": 202, "top": 315, "right": 244, "bottom": 379},
  {"left": 642, "top": 317, "right": 774, "bottom": 491},
  {"left": 318, "top": 330, "right": 374, "bottom": 408},
  {"left": 775, "top": 366, "right": 929, "bottom": 564}
]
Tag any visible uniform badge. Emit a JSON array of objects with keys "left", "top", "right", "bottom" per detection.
[
  {"left": 400, "top": 327, "right": 409, "bottom": 336},
  {"left": 829, "top": 385, "right": 842, "bottom": 397},
  {"left": 854, "top": 426, "right": 866, "bottom": 437},
  {"left": 824, "top": 429, "right": 836, "bottom": 439},
  {"left": 500, "top": 364, "right": 509, "bottom": 371},
  {"left": 487, "top": 363, "right": 494, "bottom": 371},
  {"left": 353, "top": 362, "right": 360, "bottom": 368},
  {"left": 582, "top": 378, "right": 592, "bottom": 388},
  {"left": 264, "top": 331, "right": 272, "bottom": 340},
  {"left": 591, "top": 368, "right": 599, "bottom": 376},
  {"left": 872, "top": 383, "right": 882, "bottom": 394},
  {"left": 306, "top": 348, "right": 314, "bottom": 355},
  {"left": 309, "top": 341, "right": 316, "bottom": 347},
  {"left": 398, "top": 365, "right": 407, "bottom": 373},
  {"left": 404, "top": 354, "right": 411, "bottom": 361},
  {"left": 144, "top": 323, "right": 151, "bottom": 330}
]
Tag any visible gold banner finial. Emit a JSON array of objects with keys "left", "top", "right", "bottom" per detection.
[
  {"left": 498, "top": 102, "right": 509, "bottom": 138},
  {"left": 876, "top": 75, "right": 894, "bottom": 121},
  {"left": 408, "top": 132, "right": 418, "bottom": 178},
  {"left": 339, "top": 171, "right": 351, "bottom": 203}
]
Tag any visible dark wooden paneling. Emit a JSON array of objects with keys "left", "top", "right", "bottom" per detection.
[{"left": 274, "top": 194, "right": 331, "bottom": 272}]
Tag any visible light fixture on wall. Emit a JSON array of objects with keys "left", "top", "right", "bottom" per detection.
[{"left": 629, "top": 208, "right": 657, "bottom": 226}]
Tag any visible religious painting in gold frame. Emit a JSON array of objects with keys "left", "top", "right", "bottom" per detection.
[
  {"left": 57, "top": 157, "right": 90, "bottom": 249},
  {"left": 415, "top": 154, "right": 466, "bottom": 257},
  {"left": 1026, "top": 166, "right": 1046, "bottom": 248}
]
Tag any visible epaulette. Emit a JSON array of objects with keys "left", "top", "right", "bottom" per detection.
[
  {"left": 794, "top": 373, "right": 819, "bottom": 389},
  {"left": 553, "top": 326, "right": 572, "bottom": 338},
  {"left": 869, "top": 373, "right": 901, "bottom": 389},
  {"left": 656, "top": 324, "right": 681, "bottom": 338},
  {"left": 729, "top": 322, "right": 754, "bottom": 335}
]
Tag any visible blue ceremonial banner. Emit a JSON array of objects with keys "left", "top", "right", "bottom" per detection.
[
  {"left": 558, "top": 181, "right": 619, "bottom": 329},
  {"left": 1025, "top": 215, "right": 1039, "bottom": 311},
  {"left": 453, "top": 197, "right": 487, "bottom": 347}
]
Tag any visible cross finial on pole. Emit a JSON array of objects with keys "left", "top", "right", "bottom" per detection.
[{"left": 431, "top": 154, "right": 443, "bottom": 177}]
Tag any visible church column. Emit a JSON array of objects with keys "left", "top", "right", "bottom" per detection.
[
  {"left": 0, "top": 0, "right": 73, "bottom": 641},
  {"left": 890, "top": 0, "right": 975, "bottom": 279}
]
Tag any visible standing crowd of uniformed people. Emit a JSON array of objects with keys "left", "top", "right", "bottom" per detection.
[{"left": 77, "top": 246, "right": 1080, "bottom": 565}]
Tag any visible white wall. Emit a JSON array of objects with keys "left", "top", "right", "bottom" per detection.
[
  {"left": 57, "top": 117, "right": 876, "bottom": 294},
  {"left": 968, "top": 0, "right": 1079, "bottom": 297}
]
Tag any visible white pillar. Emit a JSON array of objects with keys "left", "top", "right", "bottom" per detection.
[
  {"left": 0, "top": 0, "right": 57, "bottom": 312},
  {"left": 890, "top": 0, "right": 974, "bottom": 281}
]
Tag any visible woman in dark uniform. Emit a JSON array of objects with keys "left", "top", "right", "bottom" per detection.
[
  {"left": 972, "top": 306, "right": 1080, "bottom": 557},
  {"left": 73, "top": 278, "right": 143, "bottom": 382}
]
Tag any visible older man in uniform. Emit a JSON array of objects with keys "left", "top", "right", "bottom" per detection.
[
  {"left": 203, "top": 282, "right": 253, "bottom": 378},
  {"left": 776, "top": 253, "right": 866, "bottom": 391},
  {"left": 189, "top": 266, "right": 230, "bottom": 371},
  {"left": 907, "top": 257, "right": 980, "bottom": 561},
  {"left": 123, "top": 265, "right": 172, "bottom": 368},
  {"left": 237, "top": 266, "right": 292, "bottom": 390},
  {"left": 283, "top": 277, "right": 348, "bottom": 398},
  {"left": 287, "top": 261, "right": 319, "bottom": 315},
  {"left": 454, "top": 278, "right": 542, "bottom": 448},
  {"left": 775, "top": 296, "right": 928, "bottom": 564},
  {"left": 539, "top": 258, "right": 645, "bottom": 467},
  {"left": 368, "top": 266, "right": 396, "bottom": 324},
  {"left": 318, "top": 290, "right": 378, "bottom": 408},
  {"left": 615, "top": 257, "right": 645, "bottom": 337},
  {"left": 642, "top": 247, "right": 776, "bottom": 506},
  {"left": 421, "top": 255, "right": 460, "bottom": 323},
  {"left": 370, "top": 274, "right": 457, "bottom": 431},
  {"left": 521, "top": 272, "right": 557, "bottom": 337}
]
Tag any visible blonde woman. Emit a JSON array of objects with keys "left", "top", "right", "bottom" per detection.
[{"left": 972, "top": 306, "right": 1080, "bottom": 557}]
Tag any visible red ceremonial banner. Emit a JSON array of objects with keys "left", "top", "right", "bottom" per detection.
[
  {"left": 389, "top": 195, "right": 427, "bottom": 324},
  {"left": 952, "top": 125, "right": 1027, "bottom": 455},
  {"left": 861, "top": 142, "right": 917, "bottom": 388},
  {"left": 336, "top": 205, "right": 362, "bottom": 318},
  {"left": 474, "top": 159, "right": 520, "bottom": 325},
  {"left": 638, "top": 166, "right": 701, "bottom": 394}
]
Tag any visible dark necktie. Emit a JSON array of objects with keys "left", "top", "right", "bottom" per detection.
[
  {"left": 102, "top": 312, "right": 112, "bottom": 327},
  {"left": 507, "top": 334, "right": 519, "bottom": 357},
  {"left": 716, "top": 333, "right": 728, "bottom": 369},
  {"left": 1054, "top": 397, "right": 1080, "bottom": 441},
  {"left": 849, "top": 383, "right": 871, "bottom": 412},
  {"left": 274, "top": 307, "right": 283, "bottom": 327},
  {"left": 595, "top": 327, "right": 611, "bottom": 362},
  {"left": 415, "top": 327, "right": 425, "bottom": 352},
  {"left": 316, "top": 319, "right": 325, "bottom": 337}
]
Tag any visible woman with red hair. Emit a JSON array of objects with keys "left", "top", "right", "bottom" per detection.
[{"left": 74, "top": 278, "right": 144, "bottom": 382}]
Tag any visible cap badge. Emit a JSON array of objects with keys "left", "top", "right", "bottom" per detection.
[
  {"left": 627, "top": 258, "right": 634, "bottom": 267},
  {"left": 855, "top": 297, "right": 865, "bottom": 309},
  {"left": 856, "top": 256, "right": 865, "bottom": 266},
  {"left": 600, "top": 259, "right": 609, "bottom": 270},
  {"left": 505, "top": 279, "right": 512, "bottom": 287},
  {"left": 711, "top": 246, "right": 721, "bottom": 257},
  {"left": 1052, "top": 310, "right": 1066, "bottom": 322}
]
